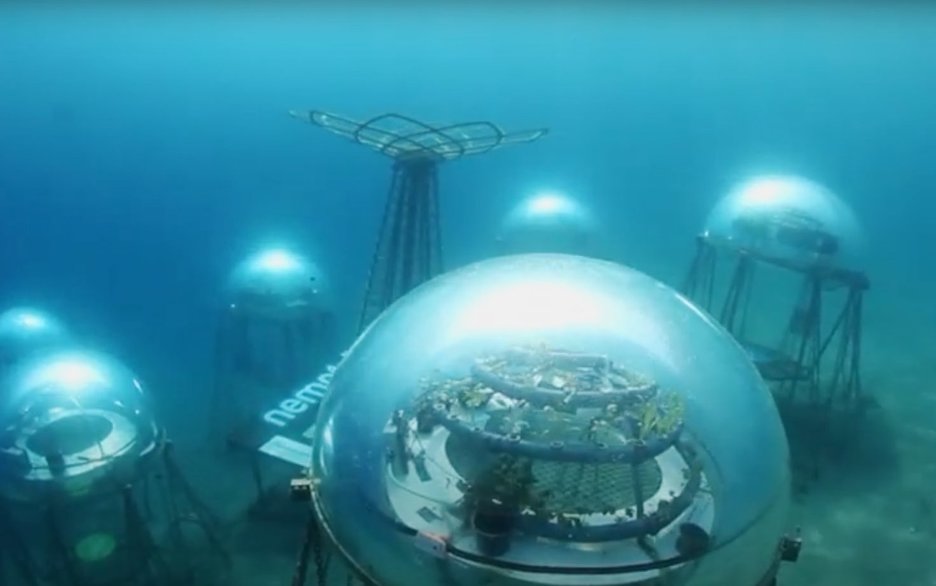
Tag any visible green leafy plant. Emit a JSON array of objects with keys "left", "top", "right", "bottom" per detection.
[
  {"left": 463, "top": 455, "right": 544, "bottom": 515},
  {"left": 633, "top": 393, "right": 685, "bottom": 439}
]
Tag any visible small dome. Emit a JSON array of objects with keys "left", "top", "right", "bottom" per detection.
[
  {"left": 499, "top": 192, "right": 601, "bottom": 257},
  {"left": 704, "top": 175, "right": 864, "bottom": 272},
  {"left": 226, "top": 248, "right": 331, "bottom": 319},
  {"left": 0, "top": 349, "right": 160, "bottom": 502},
  {"left": 311, "top": 254, "right": 790, "bottom": 586},
  {"left": 0, "top": 307, "right": 70, "bottom": 367}
]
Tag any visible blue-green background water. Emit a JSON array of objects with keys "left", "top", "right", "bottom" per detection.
[{"left": 1, "top": 4, "right": 934, "bottom": 585}]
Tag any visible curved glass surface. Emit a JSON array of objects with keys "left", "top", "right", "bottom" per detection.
[
  {"left": 0, "top": 307, "right": 70, "bottom": 367},
  {"left": 0, "top": 349, "right": 160, "bottom": 501},
  {"left": 227, "top": 247, "right": 331, "bottom": 319},
  {"left": 499, "top": 192, "right": 601, "bottom": 257},
  {"left": 704, "top": 175, "right": 865, "bottom": 273},
  {"left": 312, "top": 254, "right": 790, "bottom": 586}
]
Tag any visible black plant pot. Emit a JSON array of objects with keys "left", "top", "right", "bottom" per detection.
[
  {"left": 415, "top": 409, "right": 435, "bottom": 434},
  {"left": 472, "top": 504, "right": 516, "bottom": 557}
]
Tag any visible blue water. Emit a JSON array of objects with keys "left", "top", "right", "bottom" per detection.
[{"left": 1, "top": 4, "right": 934, "bottom": 585}]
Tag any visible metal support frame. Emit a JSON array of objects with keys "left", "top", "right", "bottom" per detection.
[
  {"left": 685, "top": 235, "right": 868, "bottom": 407},
  {"left": 0, "top": 442, "right": 228, "bottom": 586},
  {"left": 684, "top": 235, "right": 870, "bottom": 471}
]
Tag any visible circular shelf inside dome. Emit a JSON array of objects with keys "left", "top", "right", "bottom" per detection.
[
  {"left": 703, "top": 175, "right": 866, "bottom": 275},
  {"left": 26, "top": 412, "right": 114, "bottom": 458},
  {"left": 383, "top": 344, "right": 715, "bottom": 579}
]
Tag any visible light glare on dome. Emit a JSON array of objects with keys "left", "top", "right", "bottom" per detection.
[
  {"left": 445, "top": 274, "right": 675, "bottom": 372},
  {"left": 27, "top": 357, "right": 107, "bottom": 392},
  {"left": 450, "top": 278, "right": 601, "bottom": 333},
  {"left": 253, "top": 249, "right": 302, "bottom": 273},
  {"left": 16, "top": 313, "right": 47, "bottom": 329},
  {"left": 737, "top": 176, "right": 789, "bottom": 206},
  {"left": 527, "top": 192, "right": 570, "bottom": 215}
]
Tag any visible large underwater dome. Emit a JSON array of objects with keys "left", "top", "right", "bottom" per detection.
[
  {"left": 498, "top": 192, "right": 601, "bottom": 257},
  {"left": 226, "top": 247, "right": 331, "bottom": 319},
  {"left": 0, "top": 349, "right": 160, "bottom": 502},
  {"left": 311, "top": 254, "right": 790, "bottom": 586},
  {"left": 704, "top": 175, "right": 865, "bottom": 273}
]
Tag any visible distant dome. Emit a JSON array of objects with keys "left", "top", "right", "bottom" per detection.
[
  {"left": 0, "top": 307, "right": 70, "bottom": 367},
  {"left": 499, "top": 192, "right": 601, "bottom": 257},
  {"left": 311, "top": 254, "right": 790, "bottom": 586},
  {"left": 226, "top": 248, "right": 331, "bottom": 319},
  {"left": 0, "top": 349, "right": 160, "bottom": 502},
  {"left": 704, "top": 175, "right": 865, "bottom": 272}
]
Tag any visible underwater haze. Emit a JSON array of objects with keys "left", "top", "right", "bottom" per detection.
[{"left": 1, "top": 3, "right": 935, "bottom": 586}]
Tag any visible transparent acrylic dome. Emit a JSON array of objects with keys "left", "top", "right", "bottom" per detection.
[
  {"left": 227, "top": 247, "right": 332, "bottom": 319},
  {"left": 704, "top": 175, "right": 865, "bottom": 272},
  {"left": 0, "top": 307, "right": 71, "bottom": 367},
  {"left": 311, "top": 254, "right": 790, "bottom": 586},
  {"left": 499, "top": 192, "right": 601, "bottom": 257},
  {"left": 0, "top": 349, "right": 160, "bottom": 502}
]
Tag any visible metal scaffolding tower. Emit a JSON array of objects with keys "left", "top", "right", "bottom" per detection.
[{"left": 291, "top": 110, "right": 548, "bottom": 333}]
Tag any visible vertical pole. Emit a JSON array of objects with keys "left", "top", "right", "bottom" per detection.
[
  {"left": 783, "top": 276, "right": 818, "bottom": 404},
  {"left": 683, "top": 239, "right": 702, "bottom": 299},
  {"left": 426, "top": 163, "right": 442, "bottom": 277},
  {"left": 358, "top": 158, "right": 443, "bottom": 333},
  {"left": 702, "top": 244, "right": 717, "bottom": 311},
  {"left": 47, "top": 505, "right": 81, "bottom": 586},
  {"left": 721, "top": 255, "right": 751, "bottom": 336},
  {"left": 848, "top": 288, "right": 864, "bottom": 405},
  {"left": 358, "top": 164, "right": 404, "bottom": 333}
]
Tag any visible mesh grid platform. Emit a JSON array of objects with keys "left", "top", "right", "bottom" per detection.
[{"left": 290, "top": 110, "right": 547, "bottom": 162}]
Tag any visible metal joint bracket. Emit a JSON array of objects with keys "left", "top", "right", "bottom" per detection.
[
  {"left": 290, "top": 476, "right": 314, "bottom": 502},
  {"left": 413, "top": 531, "right": 448, "bottom": 559},
  {"left": 780, "top": 529, "right": 803, "bottom": 563}
]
